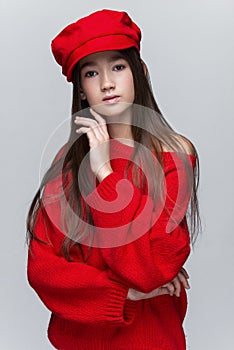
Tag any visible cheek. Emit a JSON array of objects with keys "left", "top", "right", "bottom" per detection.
[
  {"left": 126, "top": 75, "right": 135, "bottom": 100},
  {"left": 81, "top": 83, "right": 98, "bottom": 104}
]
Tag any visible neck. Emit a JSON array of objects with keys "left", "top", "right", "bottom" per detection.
[
  {"left": 105, "top": 105, "right": 134, "bottom": 142},
  {"left": 108, "top": 124, "right": 133, "bottom": 139}
]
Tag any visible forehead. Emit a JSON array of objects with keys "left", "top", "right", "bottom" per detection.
[{"left": 79, "top": 50, "right": 125, "bottom": 69}]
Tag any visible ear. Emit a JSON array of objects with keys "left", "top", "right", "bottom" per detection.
[
  {"left": 140, "top": 59, "right": 147, "bottom": 76},
  {"left": 79, "top": 88, "right": 87, "bottom": 100}
]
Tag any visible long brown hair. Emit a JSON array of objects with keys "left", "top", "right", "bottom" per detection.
[{"left": 26, "top": 47, "right": 202, "bottom": 263}]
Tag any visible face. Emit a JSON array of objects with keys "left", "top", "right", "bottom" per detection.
[{"left": 79, "top": 50, "right": 135, "bottom": 118}]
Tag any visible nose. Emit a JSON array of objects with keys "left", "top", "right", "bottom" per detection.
[{"left": 100, "top": 71, "right": 115, "bottom": 91}]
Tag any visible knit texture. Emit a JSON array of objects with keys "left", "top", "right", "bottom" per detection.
[{"left": 27, "top": 138, "right": 196, "bottom": 350}]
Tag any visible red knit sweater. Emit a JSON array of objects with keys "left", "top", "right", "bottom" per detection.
[{"left": 27, "top": 138, "right": 197, "bottom": 350}]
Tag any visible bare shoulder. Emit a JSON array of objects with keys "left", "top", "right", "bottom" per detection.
[
  {"left": 162, "top": 134, "right": 196, "bottom": 156},
  {"left": 177, "top": 134, "right": 196, "bottom": 155}
]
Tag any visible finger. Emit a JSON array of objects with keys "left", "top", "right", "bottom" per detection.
[
  {"left": 90, "top": 108, "right": 109, "bottom": 136},
  {"left": 180, "top": 267, "right": 189, "bottom": 279},
  {"left": 164, "top": 283, "right": 175, "bottom": 296},
  {"left": 157, "top": 287, "right": 170, "bottom": 296},
  {"left": 74, "top": 112, "right": 107, "bottom": 139},
  {"left": 90, "top": 107, "right": 105, "bottom": 122},
  {"left": 74, "top": 117, "right": 106, "bottom": 141},
  {"left": 178, "top": 271, "right": 190, "bottom": 288},
  {"left": 75, "top": 119, "right": 105, "bottom": 142},
  {"left": 75, "top": 127, "right": 103, "bottom": 147},
  {"left": 89, "top": 123, "right": 106, "bottom": 142},
  {"left": 128, "top": 289, "right": 145, "bottom": 301},
  {"left": 177, "top": 271, "right": 190, "bottom": 289},
  {"left": 74, "top": 117, "right": 97, "bottom": 126},
  {"left": 76, "top": 126, "right": 90, "bottom": 134},
  {"left": 172, "top": 277, "right": 181, "bottom": 297}
]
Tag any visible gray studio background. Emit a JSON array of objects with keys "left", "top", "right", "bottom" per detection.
[{"left": 1, "top": 0, "right": 233, "bottom": 349}]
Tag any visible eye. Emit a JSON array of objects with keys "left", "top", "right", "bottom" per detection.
[
  {"left": 84, "top": 71, "right": 97, "bottom": 78},
  {"left": 114, "top": 64, "right": 126, "bottom": 71}
]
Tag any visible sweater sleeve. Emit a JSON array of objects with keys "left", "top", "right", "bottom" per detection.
[
  {"left": 85, "top": 153, "right": 196, "bottom": 293},
  {"left": 27, "top": 206, "right": 136, "bottom": 326}
]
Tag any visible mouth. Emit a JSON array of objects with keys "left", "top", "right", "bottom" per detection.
[{"left": 102, "top": 95, "right": 120, "bottom": 104}]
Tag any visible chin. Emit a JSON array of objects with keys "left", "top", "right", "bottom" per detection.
[{"left": 92, "top": 102, "right": 133, "bottom": 120}]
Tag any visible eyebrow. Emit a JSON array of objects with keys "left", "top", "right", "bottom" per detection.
[{"left": 80, "top": 54, "right": 126, "bottom": 70}]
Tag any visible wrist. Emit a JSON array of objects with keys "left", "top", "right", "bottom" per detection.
[{"left": 96, "top": 165, "right": 113, "bottom": 182}]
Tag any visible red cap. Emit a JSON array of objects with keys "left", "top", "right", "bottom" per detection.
[{"left": 51, "top": 9, "right": 142, "bottom": 82}]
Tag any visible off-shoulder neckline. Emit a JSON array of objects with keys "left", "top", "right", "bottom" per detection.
[{"left": 110, "top": 137, "right": 197, "bottom": 159}]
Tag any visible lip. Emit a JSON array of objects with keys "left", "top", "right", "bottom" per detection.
[{"left": 103, "top": 95, "right": 120, "bottom": 103}]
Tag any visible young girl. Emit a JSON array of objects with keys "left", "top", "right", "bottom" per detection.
[{"left": 26, "top": 9, "right": 201, "bottom": 350}]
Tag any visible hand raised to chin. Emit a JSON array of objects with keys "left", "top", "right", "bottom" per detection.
[{"left": 74, "top": 108, "right": 113, "bottom": 182}]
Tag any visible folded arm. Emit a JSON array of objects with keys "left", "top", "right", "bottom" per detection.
[
  {"left": 85, "top": 153, "right": 196, "bottom": 293},
  {"left": 27, "top": 208, "right": 136, "bottom": 325}
]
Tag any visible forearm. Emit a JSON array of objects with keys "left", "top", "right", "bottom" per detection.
[
  {"left": 85, "top": 156, "right": 194, "bottom": 292},
  {"left": 27, "top": 208, "right": 136, "bottom": 325}
]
